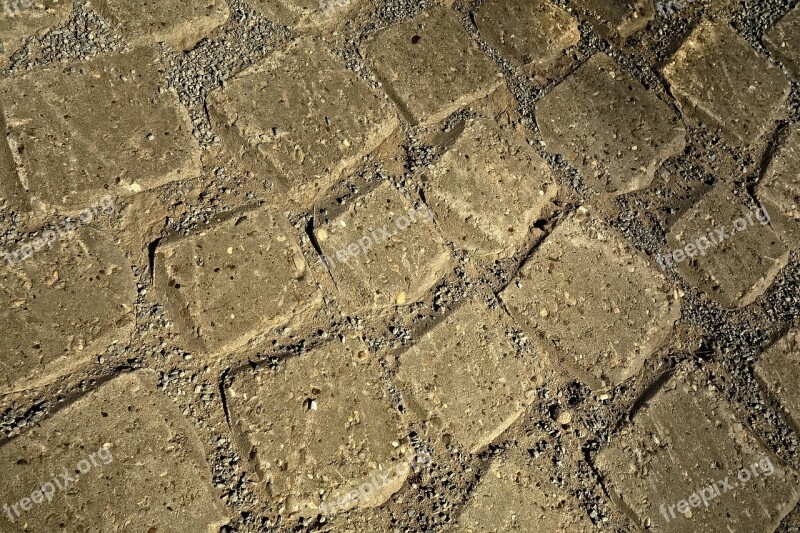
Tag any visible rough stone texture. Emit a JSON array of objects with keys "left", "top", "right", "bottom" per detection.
[
  {"left": 0, "top": 229, "right": 136, "bottom": 393},
  {"left": 396, "top": 298, "right": 544, "bottom": 454},
  {"left": 153, "top": 206, "right": 321, "bottom": 356},
  {"left": 226, "top": 335, "right": 409, "bottom": 518},
  {"left": 0, "top": 371, "right": 229, "bottom": 531},
  {"left": 0, "top": 47, "right": 200, "bottom": 213},
  {"left": 425, "top": 117, "right": 558, "bottom": 258},
  {"left": 0, "top": 0, "right": 73, "bottom": 63},
  {"left": 663, "top": 20, "right": 791, "bottom": 148},
  {"left": 537, "top": 53, "right": 686, "bottom": 195},
  {"left": 667, "top": 184, "right": 789, "bottom": 309},
  {"left": 501, "top": 211, "right": 681, "bottom": 390},
  {"left": 87, "top": 0, "right": 229, "bottom": 50},
  {"left": 765, "top": 3, "right": 800, "bottom": 80},
  {"left": 452, "top": 448, "right": 594, "bottom": 532},
  {"left": 361, "top": 7, "right": 504, "bottom": 127},
  {"left": 571, "top": 0, "right": 654, "bottom": 39},
  {"left": 208, "top": 37, "right": 398, "bottom": 200},
  {"left": 756, "top": 327, "right": 800, "bottom": 433},
  {"left": 474, "top": 0, "right": 579, "bottom": 74},
  {"left": 249, "top": 0, "right": 362, "bottom": 28},
  {"left": 314, "top": 181, "right": 453, "bottom": 312},
  {"left": 596, "top": 363, "right": 800, "bottom": 533},
  {"left": 0, "top": 109, "right": 29, "bottom": 213},
  {"left": 756, "top": 124, "right": 800, "bottom": 248}
]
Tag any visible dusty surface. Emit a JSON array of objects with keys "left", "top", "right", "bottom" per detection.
[{"left": 0, "top": 0, "right": 799, "bottom": 532}]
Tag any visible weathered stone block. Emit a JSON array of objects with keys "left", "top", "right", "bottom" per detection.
[
  {"left": 537, "top": 53, "right": 685, "bottom": 195},
  {"left": 249, "top": 0, "right": 362, "bottom": 28},
  {"left": 0, "top": 0, "right": 73, "bottom": 63},
  {"left": 361, "top": 7, "right": 503, "bottom": 127},
  {"left": 755, "top": 327, "right": 800, "bottom": 432},
  {"left": 765, "top": 4, "right": 800, "bottom": 80},
  {"left": 501, "top": 211, "right": 680, "bottom": 390},
  {"left": 571, "top": 0, "right": 654, "bottom": 39},
  {"left": 756, "top": 125, "right": 800, "bottom": 248}
]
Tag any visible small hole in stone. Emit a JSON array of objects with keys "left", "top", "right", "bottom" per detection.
[{"left": 411, "top": 35, "right": 421, "bottom": 44}]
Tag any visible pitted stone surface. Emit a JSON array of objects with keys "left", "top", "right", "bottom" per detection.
[
  {"left": 537, "top": 53, "right": 685, "bottom": 195},
  {"left": 0, "top": 0, "right": 73, "bottom": 63},
  {"left": 396, "top": 298, "right": 544, "bottom": 454},
  {"left": 0, "top": 371, "right": 229, "bottom": 531},
  {"left": 314, "top": 181, "right": 453, "bottom": 311},
  {"left": 756, "top": 125, "right": 800, "bottom": 248},
  {"left": 153, "top": 206, "right": 321, "bottom": 355},
  {"left": 0, "top": 228, "right": 136, "bottom": 393},
  {"left": 501, "top": 211, "right": 680, "bottom": 390},
  {"left": 571, "top": 0, "right": 654, "bottom": 39},
  {"left": 667, "top": 184, "right": 789, "bottom": 309},
  {"left": 452, "top": 449, "right": 593, "bottom": 532},
  {"left": 208, "top": 37, "right": 398, "bottom": 199},
  {"left": 664, "top": 21, "right": 791, "bottom": 148},
  {"left": 88, "top": 0, "right": 229, "bottom": 50},
  {"left": 362, "top": 7, "right": 503, "bottom": 127},
  {"left": 756, "top": 327, "right": 800, "bottom": 432},
  {"left": 596, "top": 363, "right": 800, "bottom": 533},
  {"left": 765, "top": 4, "right": 800, "bottom": 80},
  {"left": 426, "top": 117, "right": 558, "bottom": 258},
  {"left": 0, "top": 47, "right": 200, "bottom": 213},
  {"left": 474, "top": 0, "right": 579, "bottom": 73},
  {"left": 226, "top": 335, "right": 409, "bottom": 517}
]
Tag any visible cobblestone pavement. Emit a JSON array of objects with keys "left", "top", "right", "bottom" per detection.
[{"left": 0, "top": 0, "right": 799, "bottom": 532}]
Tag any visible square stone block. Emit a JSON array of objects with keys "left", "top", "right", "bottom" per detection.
[
  {"left": 571, "top": 0, "right": 654, "bottom": 39},
  {"left": 756, "top": 125, "right": 800, "bottom": 248},
  {"left": 765, "top": 4, "right": 800, "bottom": 80},
  {"left": 755, "top": 327, "right": 800, "bottom": 433}
]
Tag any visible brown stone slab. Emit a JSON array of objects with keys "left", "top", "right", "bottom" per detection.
[
  {"left": 755, "top": 327, "right": 800, "bottom": 432},
  {"left": 756, "top": 124, "right": 800, "bottom": 248}
]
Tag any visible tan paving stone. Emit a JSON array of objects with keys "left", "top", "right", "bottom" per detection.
[
  {"left": 536, "top": 53, "right": 686, "bottom": 195},
  {"left": 596, "top": 363, "right": 800, "bottom": 533},
  {"left": 571, "top": 0, "right": 654, "bottom": 39},
  {"left": 0, "top": 47, "right": 200, "bottom": 213},
  {"left": 396, "top": 298, "right": 545, "bottom": 454},
  {"left": 500, "top": 211, "right": 680, "bottom": 390},
  {"left": 226, "top": 335, "right": 409, "bottom": 517},
  {"left": 667, "top": 184, "right": 789, "bottom": 309},
  {"left": 425, "top": 117, "right": 558, "bottom": 258},
  {"left": 153, "top": 205, "right": 321, "bottom": 356},
  {"left": 756, "top": 125, "right": 800, "bottom": 248},
  {"left": 452, "top": 449, "right": 593, "bottom": 532},
  {"left": 755, "top": 327, "right": 800, "bottom": 432},
  {"left": 249, "top": 0, "right": 362, "bottom": 28},
  {"left": 0, "top": 228, "right": 136, "bottom": 393},
  {"left": 208, "top": 37, "right": 398, "bottom": 199},
  {"left": 88, "top": 0, "right": 229, "bottom": 50},
  {"left": 0, "top": 0, "right": 72, "bottom": 63},
  {"left": 663, "top": 20, "right": 791, "bottom": 148},
  {"left": 314, "top": 181, "right": 453, "bottom": 312},
  {"left": 361, "top": 7, "right": 504, "bottom": 127},
  {"left": 474, "top": 0, "right": 579, "bottom": 73},
  {"left": 765, "top": 4, "right": 800, "bottom": 80},
  {"left": 0, "top": 371, "right": 229, "bottom": 531}
]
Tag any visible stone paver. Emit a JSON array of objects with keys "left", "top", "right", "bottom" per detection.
[
  {"left": 756, "top": 124, "right": 800, "bottom": 248},
  {"left": 537, "top": 53, "right": 686, "bottom": 195},
  {"left": 667, "top": 184, "right": 789, "bottom": 309},
  {"left": 0, "top": 371, "right": 228, "bottom": 531},
  {"left": 361, "top": 7, "right": 503, "bottom": 127},
  {"left": 88, "top": 0, "right": 229, "bottom": 50},
  {"left": 571, "top": 0, "right": 654, "bottom": 39},
  {"left": 226, "top": 335, "right": 409, "bottom": 517},
  {"left": 0, "top": 0, "right": 73, "bottom": 63},
  {"left": 765, "top": 4, "right": 800, "bottom": 80},
  {"left": 249, "top": 0, "right": 361, "bottom": 28},
  {"left": 0, "top": 228, "right": 136, "bottom": 393},
  {"left": 664, "top": 21, "right": 791, "bottom": 148},
  {"left": 596, "top": 363, "right": 799, "bottom": 533},
  {"left": 0, "top": 47, "right": 200, "bottom": 213},
  {"left": 153, "top": 206, "right": 321, "bottom": 356},
  {"left": 208, "top": 37, "right": 398, "bottom": 198},
  {"left": 475, "top": 0, "right": 579, "bottom": 73},
  {"left": 452, "top": 449, "right": 593, "bottom": 532},
  {"left": 756, "top": 327, "right": 800, "bottom": 432},
  {"left": 396, "top": 298, "right": 544, "bottom": 454},
  {"left": 426, "top": 117, "right": 558, "bottom": 258},
  {"left": 314, "top": 181, "right": 453, "bottom": 311},
  {"left": 500, "top": 211, "right": 681, "bottom": 390}
]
